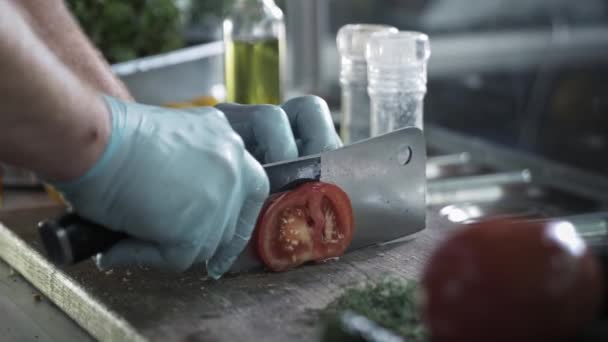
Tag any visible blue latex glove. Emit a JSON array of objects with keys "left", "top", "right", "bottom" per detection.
[
  {"left": 51, "top": 96, "right": 270, "bottom": 278},
  {"left": 216, "top": 95, "right": 343, "bottom": 164}
]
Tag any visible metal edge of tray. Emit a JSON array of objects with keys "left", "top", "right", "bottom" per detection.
[
  {"left": 0, "top": 222, "right": 146, "bottom": 342},
  {"left": 111, "top": 41, "right": 224, "bottom": 77},
  {"left": 426, "top": 124, "right": 608, "bottom": 204}
]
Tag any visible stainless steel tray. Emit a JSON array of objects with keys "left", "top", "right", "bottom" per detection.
[{"left": 111, "top": 41, "right": 225, "bottom": 105}]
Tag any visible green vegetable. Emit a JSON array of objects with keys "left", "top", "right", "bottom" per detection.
[
  {"left": 323, "top": 278, "right": 428, "bottom": 342},
  {"left": 66, "top": 0, "right": 183, "bottom": 63}
]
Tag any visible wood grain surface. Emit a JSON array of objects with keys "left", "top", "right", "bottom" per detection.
[{"left": 0, "top": 190, "right": 453, "bottom": 342}]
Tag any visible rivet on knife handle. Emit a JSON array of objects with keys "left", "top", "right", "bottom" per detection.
[{"left": 38, "top": 213, "right": 127, "bottom": 265}]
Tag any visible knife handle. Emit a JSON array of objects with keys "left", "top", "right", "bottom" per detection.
[
  {"left": 36, "top": 179, "right": 317, "bottom": 266},
  {"left": 38, "top": 213, "right": 127, "bottom": 265}
]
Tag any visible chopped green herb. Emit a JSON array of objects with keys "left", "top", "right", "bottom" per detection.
[{"left": 323, "top": 278, "right": 428, "bottom": 342}]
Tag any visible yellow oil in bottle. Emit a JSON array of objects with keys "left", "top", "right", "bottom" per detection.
[{"left": 225, "top": 39, "right": 281, "bottom": 105}]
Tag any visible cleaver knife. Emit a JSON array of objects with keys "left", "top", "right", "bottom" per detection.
[{"left": 38, "top": 127, "right": 427, "bottom": 271}]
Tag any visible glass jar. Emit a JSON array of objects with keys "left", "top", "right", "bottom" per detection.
[
  {"left": 367, "top": 31, "right": 431, "bottom": 136},
  {"left": 337, "top": 24, "right": 398, "bottom": 144},
  {"left": 223, "top": 0, "right": 285, "bottom": 104}
]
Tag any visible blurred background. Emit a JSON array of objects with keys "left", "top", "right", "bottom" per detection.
[{"left": 65, "top": 0, "right": 608, "bottom": 179}]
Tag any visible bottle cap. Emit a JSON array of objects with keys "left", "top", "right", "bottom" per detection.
[
  {"left": 337, "top": 24, "right": 399, "bottom": 62},
  {"left": 366, "top": 31, "right": 431, "bottom": 68}
]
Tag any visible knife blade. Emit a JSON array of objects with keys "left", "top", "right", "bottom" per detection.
[
  {"left": 38, "top": 127, "right": 427, "bottom": 269},
  {"left": 230, "top": 127, "right": 427, "bottom": 272}
]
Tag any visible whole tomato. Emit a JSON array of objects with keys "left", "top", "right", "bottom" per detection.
[{"left": 421, "top": 218, "right": 604, "bottom": 341}]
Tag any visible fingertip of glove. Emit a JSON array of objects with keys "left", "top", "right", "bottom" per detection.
[
  {"left": 208, "top": 270, "right": 223, "bottom": 281},
  {"left": 95, "top": 253, "right": 114, "bottom": 271},
  {"left": 266, "top": 146, "right": 298, "bottom": 164},
  {"left": 330, "top": 133, "right": 344, "bottom": 150},
  {"left": 206, "top": 255, "right": 238, "bottom": 280},
  {"left": 281, "top": 95, "right": 326, "bottom": 110}
]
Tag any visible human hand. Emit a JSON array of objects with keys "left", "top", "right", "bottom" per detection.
[
  {"left": 216, "top": 95, "right": 342, "bottom": 164},
  {"left": 51, "top": 96, "right": 270, "bottom": 278}
]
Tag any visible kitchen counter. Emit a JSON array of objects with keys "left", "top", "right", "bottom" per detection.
[
  {"left": 0, "top": 190, "right": 93, "bottom": 342},
  {"left": 0, "top": 189, "right": 449, "bottom": 342}
]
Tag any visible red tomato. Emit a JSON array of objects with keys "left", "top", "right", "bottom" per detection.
[
  {"left": 421, "top": 218, "right": 604, "bottom": 342},
  {"left": 255, "top": 182, "right": 354, "bottom": 272}
]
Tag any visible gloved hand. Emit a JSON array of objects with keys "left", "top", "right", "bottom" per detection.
[
  {"left": 51, "top": 96, "right": 270, "bottom": 278},
  {"left": 216, "top": 95, "right": 342, "bottom": 164}
]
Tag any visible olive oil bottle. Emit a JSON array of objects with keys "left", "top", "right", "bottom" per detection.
[{"left": 223, "top": 0, "right": 285, "bottom": 105}]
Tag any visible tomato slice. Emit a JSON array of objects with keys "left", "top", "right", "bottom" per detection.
[{"left": 255, "top": 182, "right": 354, "bottom": 272}]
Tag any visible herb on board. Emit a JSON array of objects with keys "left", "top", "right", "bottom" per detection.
[{"left": 323, "top": 278, "right": 427, "bottom": 342}]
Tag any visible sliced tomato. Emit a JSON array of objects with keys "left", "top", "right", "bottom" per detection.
[{"left": 255, "top": 182, "right": 354, "bottom": 272}]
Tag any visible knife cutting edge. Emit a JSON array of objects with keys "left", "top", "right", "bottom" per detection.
[{"left": 38, "top": 127, "right": 427, "bottom": 268}]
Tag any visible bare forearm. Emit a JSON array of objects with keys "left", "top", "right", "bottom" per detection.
[
  {"left": 11, "top": 0, "right": 132, "bottom": 100},
  {"left": 0, "top": 1, "right": 109, "bottom": 181}
]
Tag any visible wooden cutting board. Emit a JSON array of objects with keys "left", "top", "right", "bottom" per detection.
[{"left": 0, "top": 190, "right": 447, "bottom": 342}]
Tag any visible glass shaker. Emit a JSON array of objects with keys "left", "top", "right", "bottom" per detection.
[
  {"left": 367, "top": 31, "right": 431, "bottom": 135},
  {"left": 223, "top": 0, "right": 285, "bottom": 104},
  {"left": 337, "top": 24, "right": 398, "bottom": 144}
]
